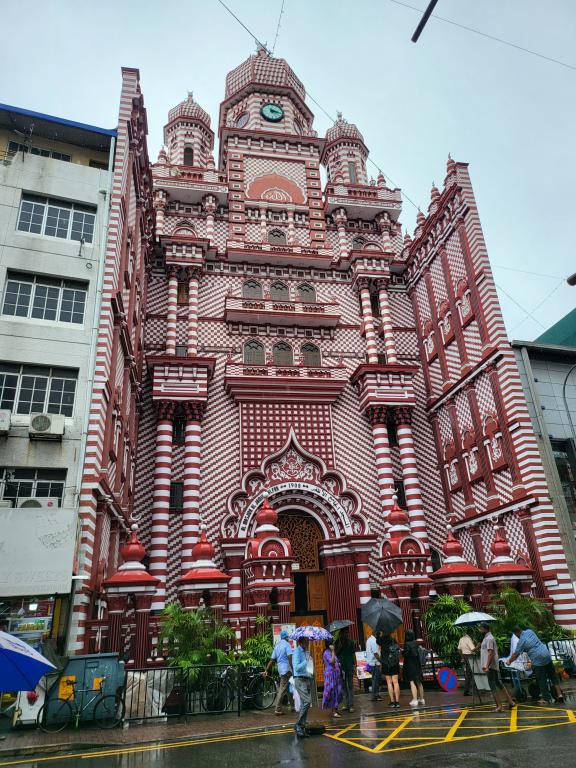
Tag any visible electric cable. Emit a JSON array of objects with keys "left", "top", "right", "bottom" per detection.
[{"left": 271, "top": 0, "right": 286, "bottom": 55}]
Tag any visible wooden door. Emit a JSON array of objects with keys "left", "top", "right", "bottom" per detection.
[
  {"left": 307, "top": 573, "right": 327, "bottom": 612},
  {"left": 294, "top": 613, "right": 326, "bottom": 685}
]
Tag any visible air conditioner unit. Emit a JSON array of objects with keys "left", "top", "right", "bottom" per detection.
[
  {"left": 29, "top": 413, "right": 65, "bottom": 440},
  {"left": 18, "top": 497, "right": 59, "bottom": 509},
  {"left": 0, "top": 410, "right": 11, "bottom": 435}
]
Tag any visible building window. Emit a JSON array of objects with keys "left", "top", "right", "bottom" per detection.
[
  {"left": 387, "top": 414, "right": 398, "bottom": 447},
  {"left": 169, "top": 482, "right": 184, "bottom": 509},
  {"left": 89, "top": 159, "right": 108, "bottom": 170},
  {"left": 301, "top": 343, "right": 321, "bottom": 367},
  {"left": 17, "top": 195, "right": 96, "bottom": 243},
  {"left": 270, "top": 281, "right": 289, "bottom": 301},
  {"left": 0, "top": 468, "right": 66, "bottom": 507},
  {"left": 183, "top": 147, "right": 194, "bottom": 166},
  {"left": 242, "top": 280, "right": 263, "bottom": 300},
  {"left": 551, "top": 439, "right": 576, "bottom": 524},
  {"left": 347, "top": 162, "right": 357, "bottom": 184},
  {"left": 173, "top": 416, "right": 186, "bottom": 444},
  {"left": 8, "top": 141, "right": 71, "bottom": 162},
  {"left": 175, "top": 345, "right": 188, "bottom": 357},
  {"left": 394, "top": 480, "right": 407, "bottom": 508},
  {"left": 297, "top": 283, "right": 316, "bottom": 303},
  {"left": 268, "top": 229, "right": 287, "bottom": 246},
  {"left": 2, "top": 272, "right": 87, "bottom": 324},
  {"left": 244, "top": 340, "right": 265, "bottom": 365},
  {"left": 0, "top": 363, "right": 77, "bottom": 416},
  {"left": 430, "top": 548, "right": 442, "bottom": 572},
  {"left": 273, "top": 341, "right": 293, "bottom": 366},
  {"left": 177, "top": 282, "right": 189, "bottom": 304}
]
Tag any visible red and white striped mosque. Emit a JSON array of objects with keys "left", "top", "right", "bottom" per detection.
[{"left": 70, "top": 52, "right": 576, "bottom": 661}]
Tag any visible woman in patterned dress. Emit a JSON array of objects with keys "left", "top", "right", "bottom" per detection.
[{"left": 322, "top": 640, "right": 343, "bottom": 717}]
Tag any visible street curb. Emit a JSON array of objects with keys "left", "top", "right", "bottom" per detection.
[{"left": 0, "top": 704, "right": 450, "bottom": 759}]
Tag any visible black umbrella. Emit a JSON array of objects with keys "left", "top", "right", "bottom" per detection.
[
  {"left": 327, "top": 619, "right": 354, "bottom": 633},
  {"left": 361, "top": 598, "right": 403, "bottom": 634}
]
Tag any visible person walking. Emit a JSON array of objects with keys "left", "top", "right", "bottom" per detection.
[
  {"left": 321, "top": 640, "right": 343, "bottom": 718},
  {"left": 402, "top": 630, "right": 425, "bottom": 707},
  {"left": 292, "top": 636, "right": 313, "bottom": 738},
  {"left": 335, "top": 627, "right": 356, "bottom": 713},
  {"left": 508, "top": 626, "right": 564, "bottom": 704},
  {"left": 479, "top": 621, "right": 515, "bottom": 711},
  {"left": 365, "top": 631, "right": 382, "bottom": 701},
  {"left": 381, "top": 633, "right": 401, "bottom": 708},
  {"left": 458, "top": 630, "right": 476, "bottom": 696},
  {"left": 262, "top": 629, "right": 293, "bottom": 715}
]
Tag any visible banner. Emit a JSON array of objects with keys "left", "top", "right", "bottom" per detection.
[
  {"left": 0, "top": 507, "right": 76, "bottom": 596},
  {"left": 355, "top": 650, "right": 372, "bottom": 679}
]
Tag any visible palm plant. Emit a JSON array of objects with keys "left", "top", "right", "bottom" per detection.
[
  {"left": 423, "top": 595, "right": 473, "bottom": 667},
  {"left": 159, "top": 602, "right": 235, "bottom": 670},
  {"left": 237, "top": 615, "right": 274, "bottom": 668}
]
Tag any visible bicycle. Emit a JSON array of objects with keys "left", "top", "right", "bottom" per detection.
[
  {"left": 37, "top": 677, "right": 125, "bottom": 733},
  {"left": 202, "top": 666, "right": 277, "bottom": 713}
]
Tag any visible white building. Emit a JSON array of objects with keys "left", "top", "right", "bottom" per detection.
[{"left": 0, "top": 104, "right": 115, "bottom": 647}]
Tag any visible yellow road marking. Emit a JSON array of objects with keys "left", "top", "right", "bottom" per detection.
[
  {"left": 374, "top": 716, "right": 414, "bottom": 752},
  {"left": 334, "top": 721, "right": 359, "bottom": 738},
  {"left": 567, "top": 709, "right": 576, "bottom": 723},
  {"left": 324, "top": 734, "right": 376, "bottom": 753},
  {"left": 510, "top": 706, "right": 518, "bottom": 732},
  {"left": 445, "top": 709, "right": 468, "bottom": 741}
]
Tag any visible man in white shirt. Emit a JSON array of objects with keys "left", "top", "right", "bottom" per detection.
[
  {"left": 366, "top": 633, "right": 382, "bottom": 701},
  {"left": 457, "top": 631, "right": 476, "bottom": 696}
]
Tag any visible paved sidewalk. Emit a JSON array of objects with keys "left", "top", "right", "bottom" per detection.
[{"left": 0, "top": 689, "right": 465, "bottom": 758}]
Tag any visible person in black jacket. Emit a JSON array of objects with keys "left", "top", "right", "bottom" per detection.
[
  {"left": 402, "top": 630, "right": 425, "bottom": 707},
  {"left": 380, "top": 633, "right": 401, "bottom": 708}
]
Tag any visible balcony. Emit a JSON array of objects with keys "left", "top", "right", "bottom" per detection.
[
  {"left": 350, "top": 362, "right": 419, "bottom": 412},
  {"left": 153, "top": 166, "right": 228, "bottom": 206},
  {"left": 224, "top": 361, "right": 348, "bottom": 403},
  {"left": 226, "top": 241, "right": 333, "bottom": 268},
  {"left": 324, "top": 183, "right": 402, "bottom": 220},
  {"left": 147, "top": 355, "right": 216, "bottom": 402},
  {"left": 224, "top": 294, "right": 340, "bottom": 329}
]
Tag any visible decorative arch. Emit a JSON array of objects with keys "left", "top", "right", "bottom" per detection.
[
  {"left": 268, "top": 229, "right": 287, "bottom": 246},
  {"left": 183, "top": 146, "right": 194, "bottom": 166},
  {"left": 244, "top": 339, "right": 265, "bottom": 365},
  {"left": 273, "top": 341, "right": 293, "bottom": 366},
  {"left": 242, "top": 280, "right": 263, "bottom": 300},
  {"left": 301, "top": 342, "right": 321, "bottom": 367},
  {"left": 246, "top": 173, "right": 306, "bottom": 204},
  {"left": 297, "top": 283, "right": 316, "bottom": 303},
  {"left": 225, "top": 430, "right": 366, "bottom": 540},
  {"left": 270, "top": 281, "right": 289, "bottom": 301}
]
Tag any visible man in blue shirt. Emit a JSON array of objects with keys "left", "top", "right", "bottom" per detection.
[
  {"left": 263, "top": 630, "right": 293, "bottom": 715},
  {"left": 508, "top": 626, "right": 563, "bottom": 704},
  {"left": 292, "top": 636, "right": 312, "bottom": 738}
]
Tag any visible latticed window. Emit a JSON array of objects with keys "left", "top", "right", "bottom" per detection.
[
  {"left": 270, "top": 281, "right": 289, "bottom": 301},
  {"left": 268, "top": 229, "right": 287, "bottom": 246},
  {"left": 244, "top": 340, "right": 265, "bottom": 365},
  {"left": 297, "top": 283, "right": 316, "bottom": 303},
  {"left": 177, "top": 281, "right": 189, "bottom": 304},
  {"left": 301, "top": 343, "right": 321, "bottom": 367},
  {"left": 183, "top": 146, "right": 194, "bottom": 166},
  {"left": 242, "top": 280, "right": 263, "bottom": 300},
  {"left": 273, "top": 342, "right": 293, "bottom": 366},
  {"left": 347, "top": 161, "right": 357, "bottom": 184}
]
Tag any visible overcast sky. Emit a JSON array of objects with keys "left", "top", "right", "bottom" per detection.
[{"left": 1, "top": 0, "right": 574, "bottom": 340}]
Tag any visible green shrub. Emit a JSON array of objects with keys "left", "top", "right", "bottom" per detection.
[
  {"left": 159, "top": 602, "right": 235, "bottom": 670},
  {"left": 423, "top": 595, "right": 472, "bottom": 667}
]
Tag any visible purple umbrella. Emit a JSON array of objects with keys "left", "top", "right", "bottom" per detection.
[{"left": 289, "top": 625, "right": 332, "bottom": 642}]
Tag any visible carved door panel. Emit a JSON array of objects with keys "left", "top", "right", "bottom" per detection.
[{"left": 307, "top": 573, "right": 327, "bottom": 612}]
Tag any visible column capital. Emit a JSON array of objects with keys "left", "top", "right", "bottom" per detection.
[
  {"left": 183, "top": 401, "right": 206, "bottom": 422},
  {"left": 374, "top": 277, "right": 391, "bottom": 290},
  {"left": 155, "top": 400, "right": 175, "bottom": 420},
  {"left": 366, "top": 405, "right": 391, "bottom": 426},
  {"left": 185, "top": 265, "right": 203, "bottom": 282},
  {"left": 357, "top": 276, "right": 371, "bottom": 291},
  {"left": 166, "top": 263, "right": 180, "bottom": 279},
  {"left": 394, "top": 406, "right": 414, "bottom": 427}
]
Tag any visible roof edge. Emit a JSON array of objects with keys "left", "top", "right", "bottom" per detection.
[{"left": 0, "top": 102, "right": 117, "bottom": 137}]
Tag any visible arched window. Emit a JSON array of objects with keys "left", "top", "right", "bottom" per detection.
[
  {"left": 273, "top": 341, "right": 293, "bottom": 366},
  {"left": 183, "top": 146, "right": 194, "bottom": 166},
  {"left": 347, "top": 161, "right": 357, "bottom": 184},
  {"left": 270, "top": 281, "right": 289, "bottom": 301},
  {"left": 268, "top": 229, "right": 287, "bottom": 246},
  {"left": 301, "top": 342, "right": 321, "bottom": 367},
  {"left": 244, "top": 340, "right": 265, "bottom": 365},
  {"left": 242, "top": 280, "right": 263, "bottom": 300},
  {"left": 297, "top": 283, "right": 316, "bottom": 303},
  {"left": 352, "top": 236, "right": 366, "bottom": 250}
]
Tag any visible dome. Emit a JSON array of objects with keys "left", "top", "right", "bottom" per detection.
[
  {"left": 167, "top": 92, "right": 211, "bottom": 128},
  {"left": 325, "top": 113, "right": 365, "bottom": 146},
  {"left": 225, "top": 48, "right": 306, "bottom": 102}
]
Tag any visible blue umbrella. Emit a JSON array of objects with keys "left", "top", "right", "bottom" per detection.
[
  {"left": 289, "top": 626, "right": 332, "bottom": 641},
  {"left": 0, "top": 631, "right": 57, "bottom": 692}
]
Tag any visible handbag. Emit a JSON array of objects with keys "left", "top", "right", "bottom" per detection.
[{"left": 306, "top": 653, "right": 314, "bottom": 677}]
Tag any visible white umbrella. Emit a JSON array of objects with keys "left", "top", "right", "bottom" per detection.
[
  {"left": 0, "top": 631, "right": 56, "bottom": 692},
  {"left": 453, "top": 611, "right": 496, "bottom": 626}
]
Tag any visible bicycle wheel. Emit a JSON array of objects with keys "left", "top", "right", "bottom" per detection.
[
  {"left": 36, "top": 698, "right": 73, "bottom": 733},
  {"left": 93, "top": 694, "right": 125, "bottom": 729},
  {"left": 252, "top": 676, "right": 277, "bottom": 710},
  {"left": 202, "top": 680, "right": 234, "bottom": 713}
]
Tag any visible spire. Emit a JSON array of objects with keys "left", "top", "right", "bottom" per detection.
[
  {"left": 255, "top": 494, "right": 279, "bottom": 536},
  {"left": 431, "top": 182, "right": 440, "bottom": 202},
  {"left": 102, "top": 525, "right": 159, "bottom": 590}
]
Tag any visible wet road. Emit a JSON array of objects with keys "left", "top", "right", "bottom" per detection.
[{"left": 2, "top": 704, "right": 575, "bottom": 768}]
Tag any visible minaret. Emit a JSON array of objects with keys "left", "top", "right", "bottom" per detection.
[
  {"left": 322, "top": 113, "right": 369, "bottom": 185},
  {"left": 163, "top": 92, "right": 214, "bottom": 168}
]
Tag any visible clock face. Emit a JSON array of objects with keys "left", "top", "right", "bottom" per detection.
[
  {"left": 260, "top": 103, "right": 284, "bottom": 122},
  {"left": 235, "top": 112, "right": 249, "bottom": 128}
]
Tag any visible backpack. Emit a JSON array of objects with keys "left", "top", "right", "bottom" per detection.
[
  {"left": 383, "top": 641, "right": 400, "bottom": 668},
  {"left": 418, "top": 646, "right": 428, "bottom": 667}
]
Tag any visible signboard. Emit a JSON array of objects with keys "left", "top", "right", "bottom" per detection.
[
  {"left": 436, "top": 666, "right": 458, "bottom": 692},
  {"left": 355, "top": 650, "right": 372, "bottom": 680},
  {"left": 0, "top": 507, "right": 76, "bottom": 596},
  {"left": 272, "top": 623, "right": 296, "bottom": 650}
]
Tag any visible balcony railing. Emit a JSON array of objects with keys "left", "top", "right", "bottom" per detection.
[
  {"left": 224, "top": 360, "right": 348, "bottom": 402},
  {"left": 224, "top": 294, "right": 340, "bottom": 328}
]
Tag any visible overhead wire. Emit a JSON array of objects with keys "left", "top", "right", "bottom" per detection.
[
  {"left": 389, "top": 0, "right": 576, "bottom": 72},
  {"left": 271, "top": 0, "right": 286, "bottom": 55}
]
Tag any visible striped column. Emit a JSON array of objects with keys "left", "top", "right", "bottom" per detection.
[
  {"left": 334, "top": 208, "right": 348, "bottom": 260},
  {"left": 354, "top": 549, "right": 372, "bottom": 606},
  {"left": 259, "top": 205, "right": 267, "bottom": 242},
  {"left": 377, "top": 279, "right": 397, "bottom": 364},
  {"left": 149, "top": 401, "right": 174, "bottom": 611},
  {"left": 154, "top": 191, "right": 167, "bottom": 236},
  {"left": 181, "top": 403, "right": 204, "bottom": 572},
  {"left": 187, "top": 267, "right": 200, "bottom": 356},
  {"left": 202, "top": 195, "right": 216, "bottom": 245},
  {"left": 367, "top": 406, "right": 395, "bottom": 516},
  {"left": 395, "top": 408, "right": 429, "bottom": 545},
  {"left": 359, "top": 279, "right": 378, "bottom": 364},
  {"left": 165, "top": 266, "right": 179, "bottom": 355}
]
